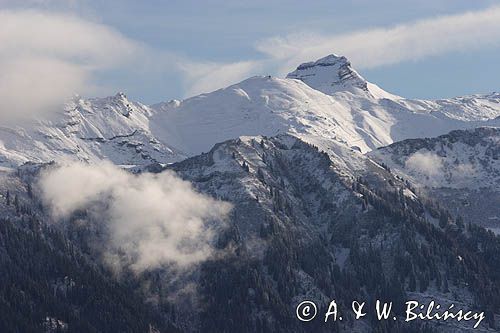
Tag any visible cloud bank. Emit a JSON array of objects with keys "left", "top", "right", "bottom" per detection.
[{"left": 38, "top": 161, "right": 231, "bottom": 273}]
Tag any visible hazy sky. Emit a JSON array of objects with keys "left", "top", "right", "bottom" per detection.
[{"left": 1, "top": 0, "right": 499, "bottom": 104}]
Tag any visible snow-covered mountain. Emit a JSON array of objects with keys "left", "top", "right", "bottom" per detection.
[
  {"left": 0, "top": 53, "right": 498, "bottom": 170},
  {"left": 151, "top": 55, "right": 499, "bottom": 156}
]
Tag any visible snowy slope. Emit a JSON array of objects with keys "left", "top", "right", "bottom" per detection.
[{"left": 150, "top": 76, "right": 384, "bottom": 154}]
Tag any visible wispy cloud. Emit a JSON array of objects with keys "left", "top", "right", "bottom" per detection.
[
  {"left": 180, "top": 5, "right": 500, "bottom": 96},
  {"left": 38, "top": 161, "right": 232, "bottom": 273},
  {"left": 257, "top": 5, "right": 500, "bottom": 75},
  {"left": 179, "top": 60, "right": 262, "bottom": 96}
]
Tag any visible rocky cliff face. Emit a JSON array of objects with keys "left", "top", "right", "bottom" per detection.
[{"left": 286, "top": 54, "right": 370, "bottom": 95}]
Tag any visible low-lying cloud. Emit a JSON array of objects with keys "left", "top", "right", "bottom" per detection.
[
  {"left": 405, "top": 151, "right": 443, "bottom": 178},
  {"left": 38, "top": 161, "right": 231, "bottom": 273}
]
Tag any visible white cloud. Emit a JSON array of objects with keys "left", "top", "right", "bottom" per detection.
[
  {"left": 0, "top": 9, "right": 139, "bottom": 118},
  {"left": 179, "top": 60, "right": 262, "bottom": 97},
  {"left": 405, "top": 151, "right": 443, "bottom": 178},
  {"left": 0, "top": 57, "right": 88, "bottom": 117},
  {"left": 38, "top": 161, "right": 232, "bottom": 273},
  {"left": 0, "top": 9, "right": 261, "bottom": 107},
  {"left": 255, "top": 5, "right": 500, "bottom": 75}
]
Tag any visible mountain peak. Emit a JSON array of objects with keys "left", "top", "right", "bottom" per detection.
[
  {"left": 299, "top": 53, "right": 349, "bottom": 67},
  {"left": 286, "top": 53, "right": 369, "bottom": 95}
]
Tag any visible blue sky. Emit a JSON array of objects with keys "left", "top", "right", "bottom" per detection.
[{"left": 1, "top": 0, "right": 500, "bottom": 105}]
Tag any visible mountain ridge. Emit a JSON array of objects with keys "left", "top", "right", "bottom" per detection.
[
  {"left": 0, "top": 53, "right": 498, "bottom": 168},
  {"left": 1, "top": 130, "right": 499, "bottom": 331}
]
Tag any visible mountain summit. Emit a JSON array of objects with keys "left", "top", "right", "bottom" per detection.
[
  {"left": 286, "top": 54, "right": 398, "bottom": 99},
  {"left": 286, "top": 54, "right": 369, "bottom": 94},
  {"left": 150, "top": 54, "right": 499, "bottom": 156}
]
